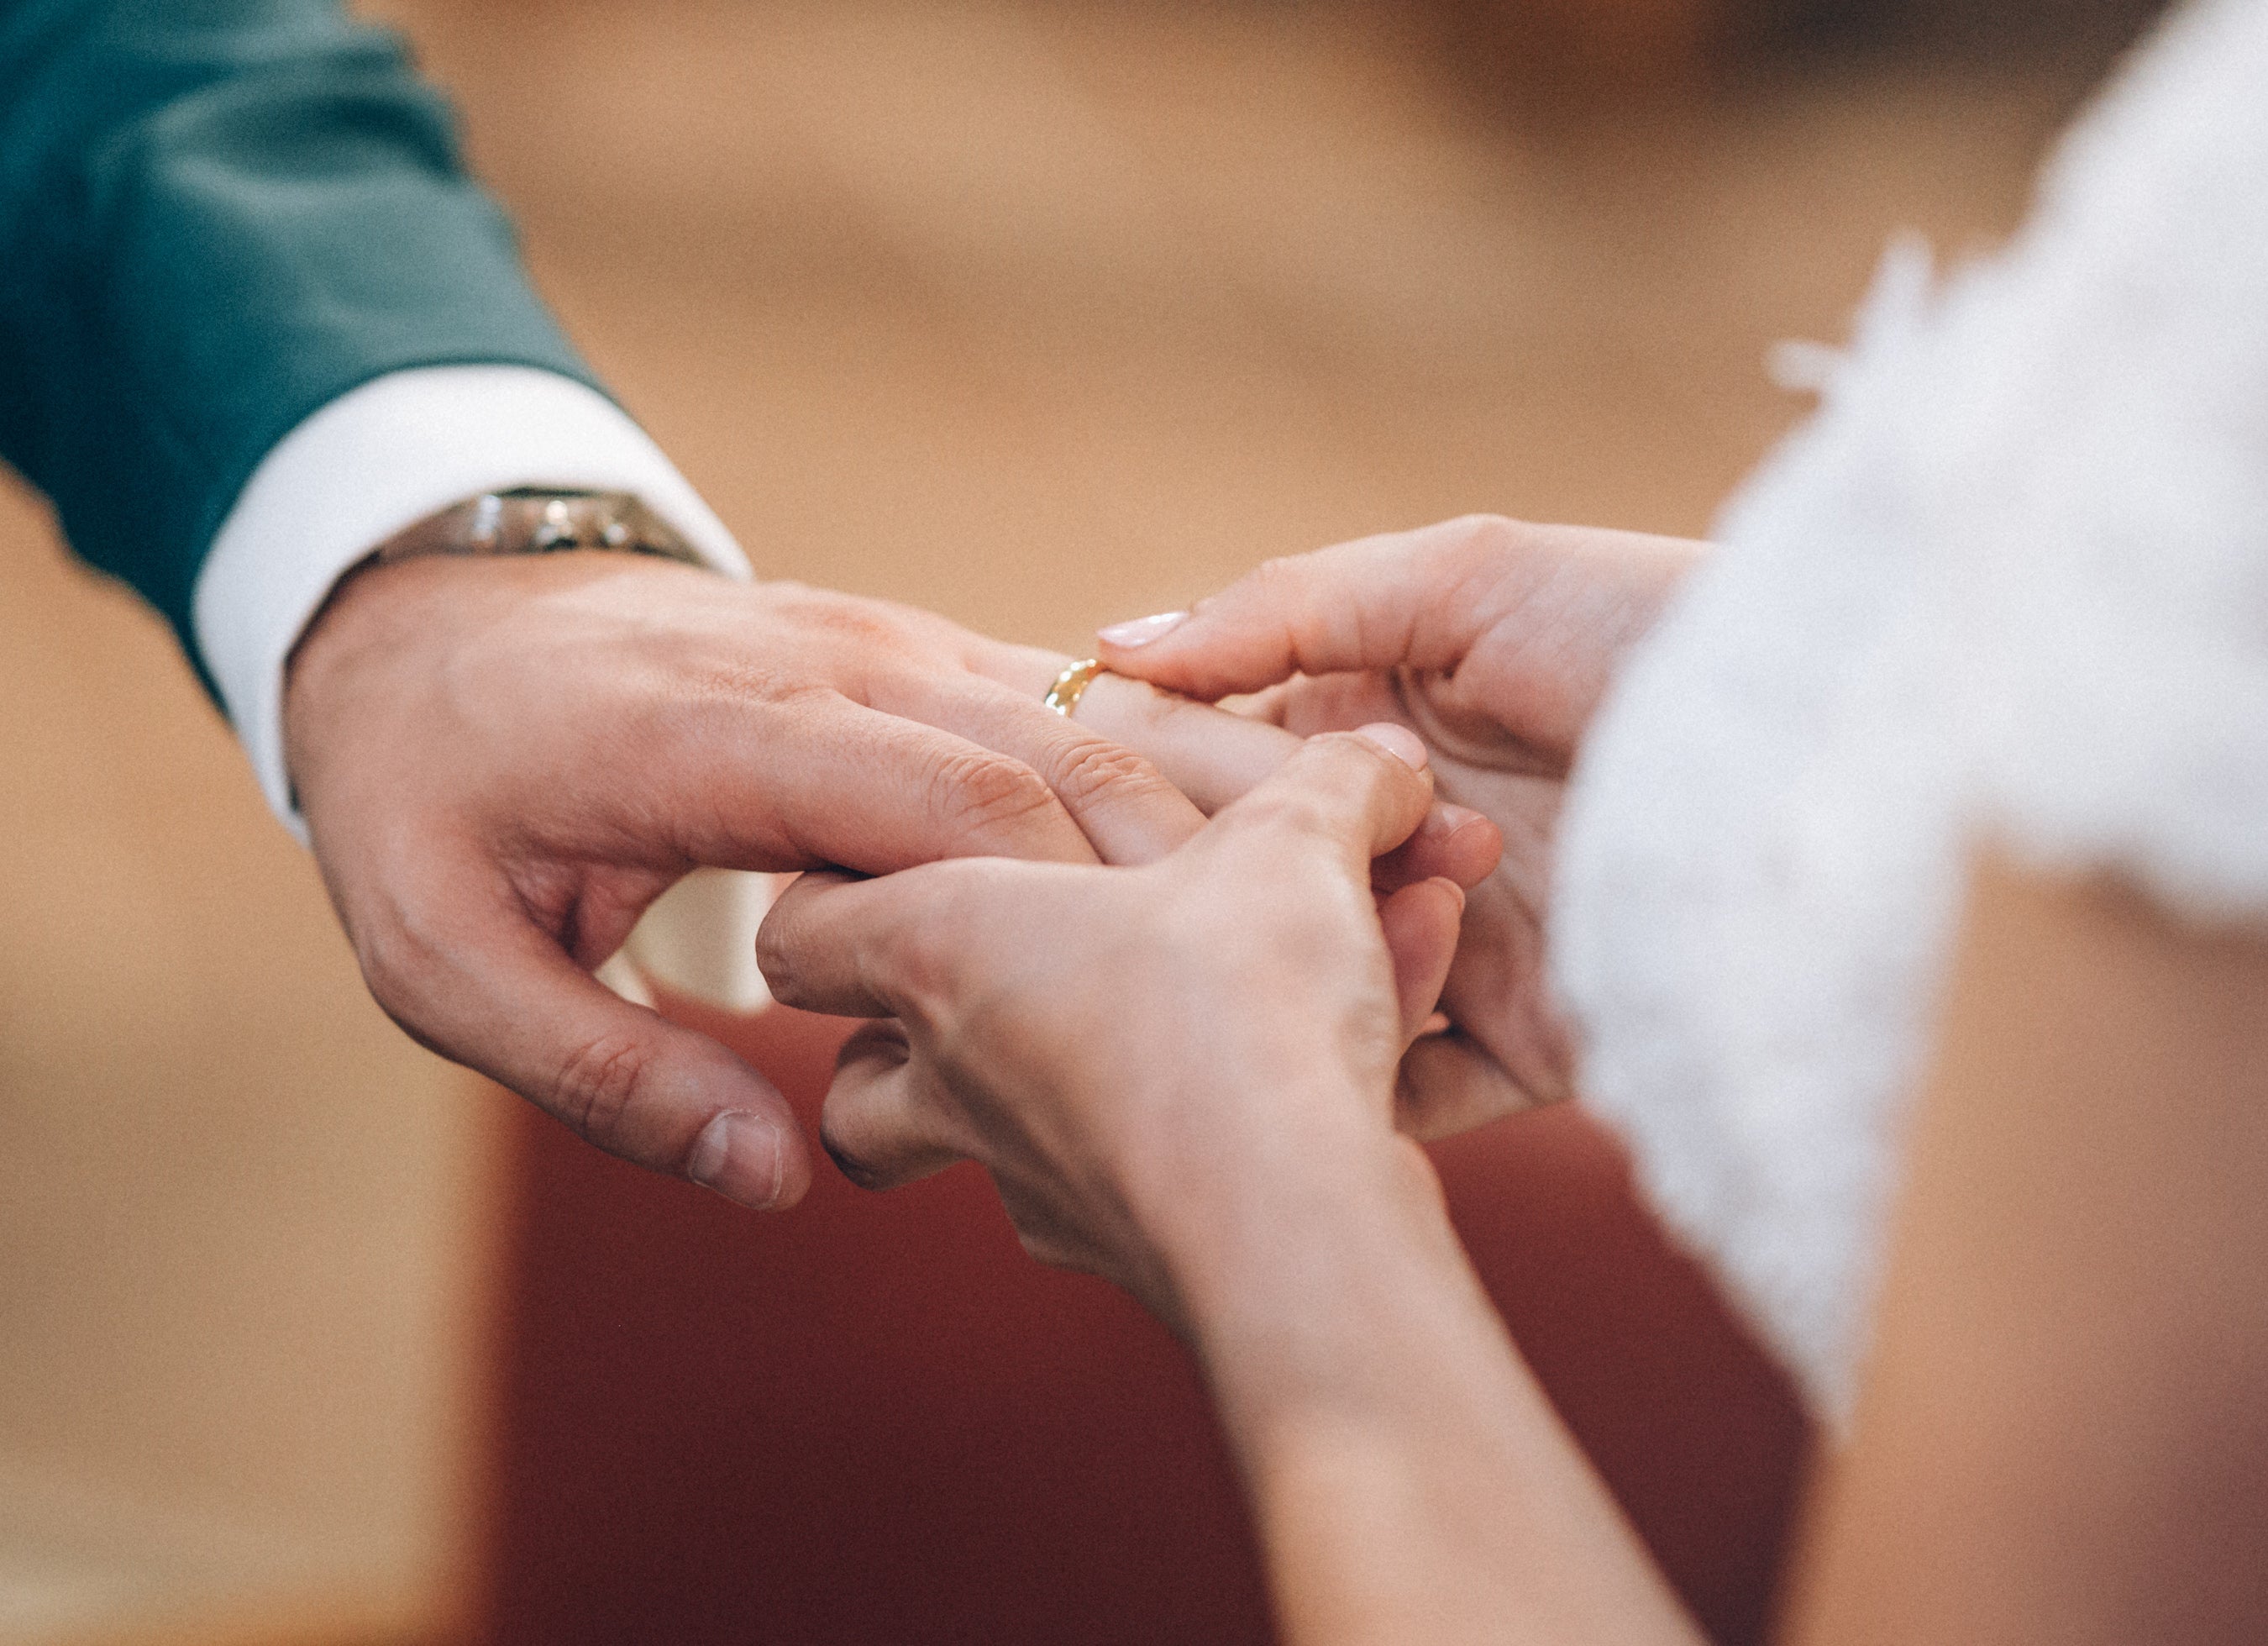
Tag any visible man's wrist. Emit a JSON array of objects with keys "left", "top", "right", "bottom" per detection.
[{"left": 193, "top": 365, "right": 748, "bottom": 841}]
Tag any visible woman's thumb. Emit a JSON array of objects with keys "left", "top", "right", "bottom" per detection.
[{"left": 1096, "top": 518, "right": 1499, "bottom": 700}]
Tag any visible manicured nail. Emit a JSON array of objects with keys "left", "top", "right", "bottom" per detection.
[
  {"left": 1427, "top": 802, "right": 1485, "bottom": 837},
  {"left": 1097, "top": 611, "right": 1189, "bottom": 648},
  {"left": 1355, "top": 723, "right": 1429, "bottom": 770},
  {"left": 688, "top": 1110, "right": 787, "bottom": 1209}
]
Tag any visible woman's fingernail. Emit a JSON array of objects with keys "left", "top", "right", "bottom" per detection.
[
  {"left": 688, "top": 1111, "right": 787, "bottom": 1210},
  {"left": 1355, "top": 723, "right": 1429, "bottom": 770},
  {"left": 1097, "top": 611, "right": 1189, "bottom": 648},
  {"left": 1428, "top": 802, "right": 1485, "bottom": 836}
]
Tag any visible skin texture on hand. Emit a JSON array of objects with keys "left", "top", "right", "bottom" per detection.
[
  {"left": 1096, "top": 513, "right": 1703, "bottom": 1138},
  {"left": 281, "top": 550, "right": 1337, "bottom": 1212}
]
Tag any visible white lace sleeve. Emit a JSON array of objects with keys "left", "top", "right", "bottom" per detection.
[
  {"left": 1928, "top": 0, "right": 2268, "bottom": 916},
  {"left": 1547, "top": 0, "right": 2268, "bottom": 1425}
]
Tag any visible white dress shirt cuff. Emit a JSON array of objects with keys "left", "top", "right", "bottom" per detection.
[{"left": 192, "top": 365, "right": 750, "bottom": 843}]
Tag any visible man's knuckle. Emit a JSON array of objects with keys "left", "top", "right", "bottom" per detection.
[
  {"left": 769, "top": 586, "right": 912, "bottom": 651},
  {"left": 553, "top": 1032, "right": 657, "bottom": 1151},
  {"left": 677, "top": 665, "right": 827, "bottom": 722},
  {"left": 811, "top": 605, "right": 902, "bottom": 650},
  {"left": 930, "top": 749, "right": 1059, "bottom": 841},
  {"left": 1047, "top": 736, "right": 1163, "bottom": 809}
]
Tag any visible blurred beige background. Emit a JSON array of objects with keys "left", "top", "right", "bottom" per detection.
[{"left": 0, "top": 1, "right": 2134, "bottom": 1639}]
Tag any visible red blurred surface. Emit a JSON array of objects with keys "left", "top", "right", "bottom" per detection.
[{"left": 477, "top": 1002, "right": 1809, "bottom": 1645}]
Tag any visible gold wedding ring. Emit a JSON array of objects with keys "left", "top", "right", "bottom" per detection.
[{"left": 1043, "top": 657, "right": 1108, "bottom": 718}]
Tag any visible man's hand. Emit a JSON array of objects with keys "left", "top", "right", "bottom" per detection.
[
  {"left": 283, "top": 550, "right": 1248, "bottom": 1211},
  {"left": 1096, "top": 514, "right": 1703, "bottom": 1137}
]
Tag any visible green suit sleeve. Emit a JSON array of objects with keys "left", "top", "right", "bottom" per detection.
[{"left": 0, "top": 0, "right": 601, "bottom": 686}]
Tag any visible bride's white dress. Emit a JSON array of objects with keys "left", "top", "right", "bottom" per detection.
[{"left": 1551, "top": 0, "right": 2268, "bottom": 1422}]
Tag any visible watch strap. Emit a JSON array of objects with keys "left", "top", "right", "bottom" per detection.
[{"left": 371, "top": 486, "right": 708, "bottom": 569}]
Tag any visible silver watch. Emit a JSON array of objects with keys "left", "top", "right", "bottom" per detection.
[{"left": 371, "top": 486, "right": 707, "bottom": 569}]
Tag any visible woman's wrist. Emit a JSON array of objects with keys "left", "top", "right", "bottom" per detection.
[
  {"left": 1155, "top": 1124, "right": 1704, "bottom": 1646},
  {"left": 1151, "top": 1114, "right": 1462, "bottom": 1381}
]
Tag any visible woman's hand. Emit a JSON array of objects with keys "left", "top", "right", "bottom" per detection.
[
  {"left": 1097, "top": 514, "right": 1702, "bottom": 1136},
  {"left": 754, "top": 726, "right": 1490, "bottom": 1328},
  {"left": 757, "top": 724, "right": 1699, "bottom": 1646}
]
